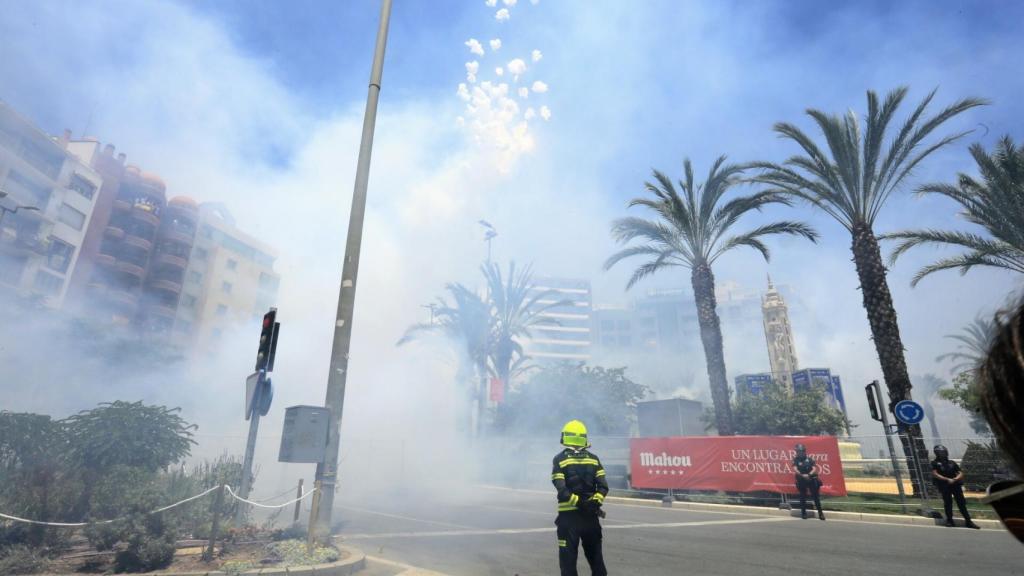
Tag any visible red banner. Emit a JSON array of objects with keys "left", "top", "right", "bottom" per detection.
[{"left": 630, "top": 436, "right": 846, "bottom": 496}]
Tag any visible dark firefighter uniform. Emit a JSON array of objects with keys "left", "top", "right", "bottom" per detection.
[
  {"left": 931, "top": 445, "right": 980, "bottom": 529},
  {"left": 793, "top": 444, "right": 825, "bottom": 520},
  {"left": 552, "top": 420, "right": 608, "bottom": 576}
]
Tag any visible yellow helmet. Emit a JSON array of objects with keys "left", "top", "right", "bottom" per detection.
[{"left": 561, "top": 420, "right": 589, "bottom": 448}]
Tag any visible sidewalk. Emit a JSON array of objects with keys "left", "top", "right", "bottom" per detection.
[{"left": 607, "top": 494, "right": 1003, "bottom": 529}]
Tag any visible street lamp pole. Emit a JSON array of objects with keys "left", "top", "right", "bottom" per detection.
[{"left": 312, "top": 0, "right": 392, "bottom": 537}]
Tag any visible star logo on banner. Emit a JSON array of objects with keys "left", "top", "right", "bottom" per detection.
[
  {"left": 654, "top": 469, "right": 661, "bottom": 475},
  {"left": 670, "top": 470, "right": 677, "bottom": 475}
]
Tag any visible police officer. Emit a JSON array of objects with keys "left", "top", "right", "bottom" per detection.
[
  {"left": 931, "top": 445, "right": 980, "bottom": 529},
  {"left": 793, "top": 443, "right": 825, "bottom": 520},
  {"left": 552, "top": 420, "right": 608, "bottom": 576}
]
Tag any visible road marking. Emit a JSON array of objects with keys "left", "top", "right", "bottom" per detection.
[
  {"left": 367, "top": 554, "right": 453, "bottom": 575},
  {"left": 337, "top": 504, "right": 475, "bottom": 530},
  {"left": 338, "top": 516, "right": 791, "bottom": 540},
  {"left": 476, "top": 503, "right": 646, "bottom": 525}
]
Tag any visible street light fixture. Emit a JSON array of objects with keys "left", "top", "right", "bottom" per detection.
[{"left": 479, "top": 220, "right": 498, "bottom": 265}]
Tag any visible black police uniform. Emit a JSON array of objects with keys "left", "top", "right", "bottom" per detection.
[
  {"left": 793, "top": 455, "right": 824, "bottom": 519},
  {"left": 931, "top": 457, "right": 975, "bottom": 526},
  {"left": 552, "top": 447, "right": 609, "bottom": 576}
]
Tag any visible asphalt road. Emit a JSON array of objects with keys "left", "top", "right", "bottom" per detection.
[{"left": 335, "top": 485, "right": 1023, "bottom": 576}]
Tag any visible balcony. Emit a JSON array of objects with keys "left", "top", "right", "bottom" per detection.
[
  {"left": 149, "top": 278, "right": 182, "bottom": 295},
  {"left": 0, "top": 234, "right": 49, "bottom": 257},
  {"left": 112, "top": 199, "right": 131, "bottom": 212},
  {"left": 145, "top": 302, "right": 178, "bottom": 320},
  {"left": 104, "top": 225, "right": 125, "bottom": 240},
  {"left": 160, "top": 228, "right": 194, "bottom": 246},
  {"left": 107, "top": 289, "right": 139, "bottom": 311},
  {"left": 131, "top": 205, "right": 160, "bottom": 227},
  {"left": 95, "top": 253, "right": 116, "bottom": 268},
  {"left": 116, "top": 260, "right": 146, "bottom": 280},
  {"left": 123, "top": 234, "right": 153, "bottom": 252},
  {"left": 155, "top": 252, "right": 188, "bottom": 270}
]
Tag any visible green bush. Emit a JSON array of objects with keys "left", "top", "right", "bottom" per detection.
[
  {"left": 0, "top": 545, "right": 50, "bottom": 575},
  {"left": 961, "top": 440, "right": 1013, "bottom": 491},
  {"left": 266, "top": 539, "right": 340, "bottom": 565}
]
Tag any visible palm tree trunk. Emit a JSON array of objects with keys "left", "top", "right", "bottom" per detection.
[
  {"left": 922, "top": 399, "right": 942, "bottom": 445},
  {"left": 850, "top": 223, "right": 929, "bottom": 495},
  {"left": 690, "top": 263, "right": 734, "bottom": 435}
]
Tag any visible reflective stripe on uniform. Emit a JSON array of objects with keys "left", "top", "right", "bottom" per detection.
[
  {"left": 558, "top": 539, "right": 567, "bottom": 547},
  {"left": 595, "top": 469, "right": 606, "bottom": 477},
  {"left": 558, "top": 457, "right": 600, "bottom": 468},
  {"left": 590, "top": 493, "right": 605, "bottom": 503},
  {"left": 558, "top": 503, "right": 578, "bottom": 512},
  {"left": 568, "top": 494, "right": 580, "bottom": 506},
  {"left": 552, "top": 473, "right": 566, "bottom": 480}
]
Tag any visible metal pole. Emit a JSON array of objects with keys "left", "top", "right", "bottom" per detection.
[
  {"left": 903, "top": 433, "right": 933, "bottom": 516},
  {"left": 293, "top": 478, "right": 304, "bottom": 524},
  {"left": 234, "top": 409, "right": 261, "bottom": 525},
  {"left": 313, "top": 0, "right": 393, "bottom": 536},
  {"left": 876, "top": 385, "right": 907, "bottom": 508}
]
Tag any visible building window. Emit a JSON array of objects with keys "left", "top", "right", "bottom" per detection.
[
  {"left": 194, "top": 247, "right": 208, "bottom": 260},
  {"left": 216, "top": 304, "right": 227, "bottom": 316},
  {"left": 226, "top": 258, "right": 237, "bottom": 270},
  {"left": 33, "top": 270, "right": 63, "bottom": 296},
  {"left": 222, "top": 281, "right": 232, "bottom": 294},
  {"left": 69, "top": 174, "right": 97, "bottom": 200},
  {"left": 46, "top": 237, "right": 74, "bottom": 273},
  {"left": 188, "top": 270, "right": 202, "bottom": 284},
  {"left": 181, "top": 294, "right": 197, "bottom": 309},
  {"left": 57, "top": 203, "right": 86, "bottom": 231}
]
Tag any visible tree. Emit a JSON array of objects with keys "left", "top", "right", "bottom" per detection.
[
  {"left": 935, "top": 317, "right": 996, "bottom": 435},
  {"left": 723, "top": 381, "right": 850, "bottom": 436},
  {"left": 398, "top": 262, "right": 560, "bottom": 436},
  {"left": 398, "top": 283, "right": 492, "bottom": 435},
  {"left": 481, "top": 261, "right": 563, "bottom": 397},
  {"left": 63, "top": 401, "right": 196, "bottom": 473},
  {"left": 494, "top": 362, "right": 649, "bottom": 436},
  {"left": 884, "top": 136, "right": 1024, "bottom": 285},
  {"left": 913, "top": 374, "right": 948, "bottom": 444},
  {"left": 938, "top": 371, "right": 990, "bottom": 435},
  {"left": 605, "top": 157, "right": 818, "bottom": 435},
  {"left": 751, "top": 87, "right": 986, "bottom": 490}
]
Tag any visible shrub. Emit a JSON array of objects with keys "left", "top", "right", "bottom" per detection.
[
  {"left": 961, "top": 440, "right": 1013, "bottom": 491},
  {"left": 266, "top": 539, "right": 340, "bottom": 565},
  {"left": 0, "top": 545, "right": 50, "bottom": 575}
]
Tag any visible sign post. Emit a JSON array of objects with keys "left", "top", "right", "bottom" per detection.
[
  {"left": 866, "top": 381, "right": 907, "bottom": 507},
  {"left": 893, "top": 399, "right": 934, "bottom": 515}
]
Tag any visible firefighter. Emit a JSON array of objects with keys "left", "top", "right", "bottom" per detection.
[
  {"left": 552, "top": 420, "right": 608, "bottom": 576},
  {"left": 931, "top": 445, "right": 981, "bottom": 529},
  {"left": 793, "top": 443, "right": 825, "bottom": 520}
]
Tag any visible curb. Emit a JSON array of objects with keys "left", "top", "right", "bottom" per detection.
[
  {"left": 52, "top": 545, "right": 368, "bottom": 576},
  {"left": 606, "top": 495, "right": 1004, "bottom": 529}
]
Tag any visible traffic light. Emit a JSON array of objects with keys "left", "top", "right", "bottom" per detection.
[
  {"left": 865, "top": 381, "right": 881, "bottom": 422},
  {"left": 256, "top": 308, "right": 280, "bottom": 372}
]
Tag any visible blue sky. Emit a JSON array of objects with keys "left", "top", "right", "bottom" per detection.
[{"left": 2, "top": 0, "right": 1023, "bottom": 437}]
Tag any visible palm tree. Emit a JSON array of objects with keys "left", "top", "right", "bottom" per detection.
[
  {"left": 914, "top": 374, "right": 948, "bottom": 445},
  {"left": 481, "top": 261, "right": 563, "bottom": 399},
  {"left": 938, "top": 316, "right": 998, "bottom": 375},
  {"left": 398, "top": 261, "right": 560, "bottom": 436},
  {"left": 605, "top": 157, "right": 818, "bottom": 435},
  {"left": 751, "top": 87, "right": 986, "bottom": 493},
  {"left": 398, "top": 283, "right": 492, "bottom": 436},
  {"left": 884, "top": 136, "right": 1024, "bottom": 285}
]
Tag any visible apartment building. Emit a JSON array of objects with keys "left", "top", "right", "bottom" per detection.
[{"left": 0, "top": 102, "right": 103, "bottom": 308}]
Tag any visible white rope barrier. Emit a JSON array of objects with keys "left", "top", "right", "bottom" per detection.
[
  {"left": 224, "top": 485, "right": 317, "bottom": 509},
  {"left": 0, "top": 484, "right": 223, "bottom": 527}
]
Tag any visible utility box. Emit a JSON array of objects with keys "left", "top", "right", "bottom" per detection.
[
  {"left": 278, "top": 405, "right": 330, "bottom": 463},
  {"left": 637, "top": 398, "right": 705, "bottom": 437}
]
